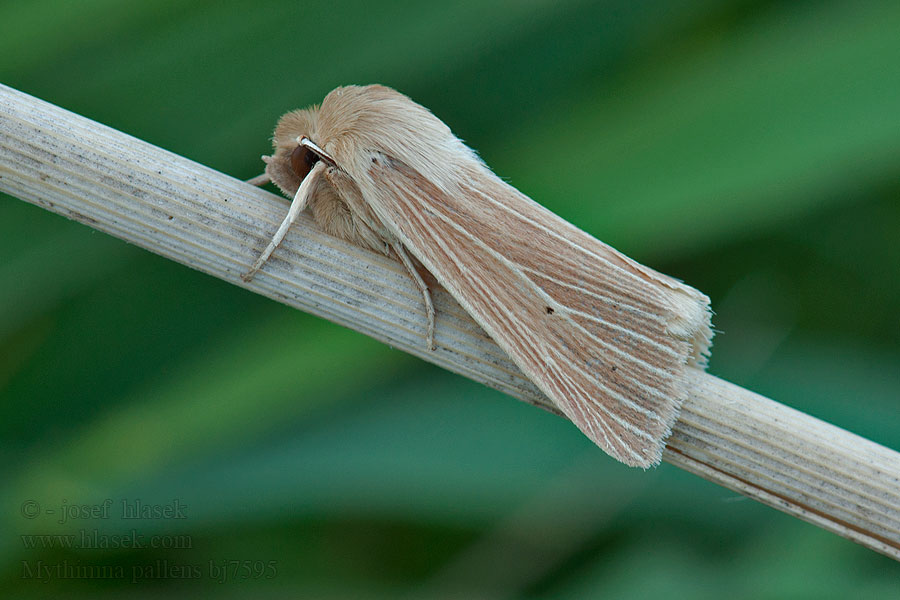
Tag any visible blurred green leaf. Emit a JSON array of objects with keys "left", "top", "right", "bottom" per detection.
[{"left": 490, "top": 1, "right": 900, "bottom": 259}]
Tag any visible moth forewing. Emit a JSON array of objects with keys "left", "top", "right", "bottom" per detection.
[
  {"left": 247, "top": 85, "right": 712, "bottom": 467},
  {"left": 358, "top": 155, "right": 710, "bottom": 467}
]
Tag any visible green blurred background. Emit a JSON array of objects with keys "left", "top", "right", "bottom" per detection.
[{"left": 2, "top": 0, "right": 899, "bottom": 596}]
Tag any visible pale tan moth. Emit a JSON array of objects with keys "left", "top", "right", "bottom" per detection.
[{"left": 243, "top": 85, "right": 712, "bottom": 468}]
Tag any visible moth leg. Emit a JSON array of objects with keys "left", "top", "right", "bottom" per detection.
[
  {"left": 246, "top": 156, "right": 273, "bottom": 186},
  {"left": 242, "top": 161, "right": 325, "bottom": 282},
  {"left": 246, "top": 173, "right": 270, "bottom": 186},
  {"left": 392, "top": 243, "right": 435, "bottom": 350}
]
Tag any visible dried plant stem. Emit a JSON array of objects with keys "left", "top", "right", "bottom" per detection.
[{"left": 2, "top": 84, "right": 898, "bottom": 560}]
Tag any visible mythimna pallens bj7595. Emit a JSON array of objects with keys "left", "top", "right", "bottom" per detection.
[{"left": 243, "top": 85, "right": 712, "bottom": 468}]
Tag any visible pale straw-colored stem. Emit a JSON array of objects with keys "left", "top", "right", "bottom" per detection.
[{"left": 2, "top": 84, "right": 898, "bottom": 560}]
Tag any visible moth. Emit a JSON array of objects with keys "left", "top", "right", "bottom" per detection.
[{"left": 243, "top": 85, "right": 712, "bottom": 467}]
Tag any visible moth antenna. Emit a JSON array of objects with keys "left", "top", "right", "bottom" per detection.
[
  {"left": 298, "top": 136, "right": 337, "bottom": 168},
  {"left": 393, "top": 242, "right": 436, "bottom": 350},
  {"left": 242, "top": 161, "right": 326, "bottom": 282}
]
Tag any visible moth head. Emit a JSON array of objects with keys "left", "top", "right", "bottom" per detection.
[
  {"left": 264, "top": 108, "right": 337, "bottom": 198},
  {"left": 263, "top": 85, "right": 484, "bottom": 203}
]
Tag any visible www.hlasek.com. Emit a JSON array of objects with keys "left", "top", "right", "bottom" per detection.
[{"left": 21, "top": 529, "right": 192, "bottom": 550}]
